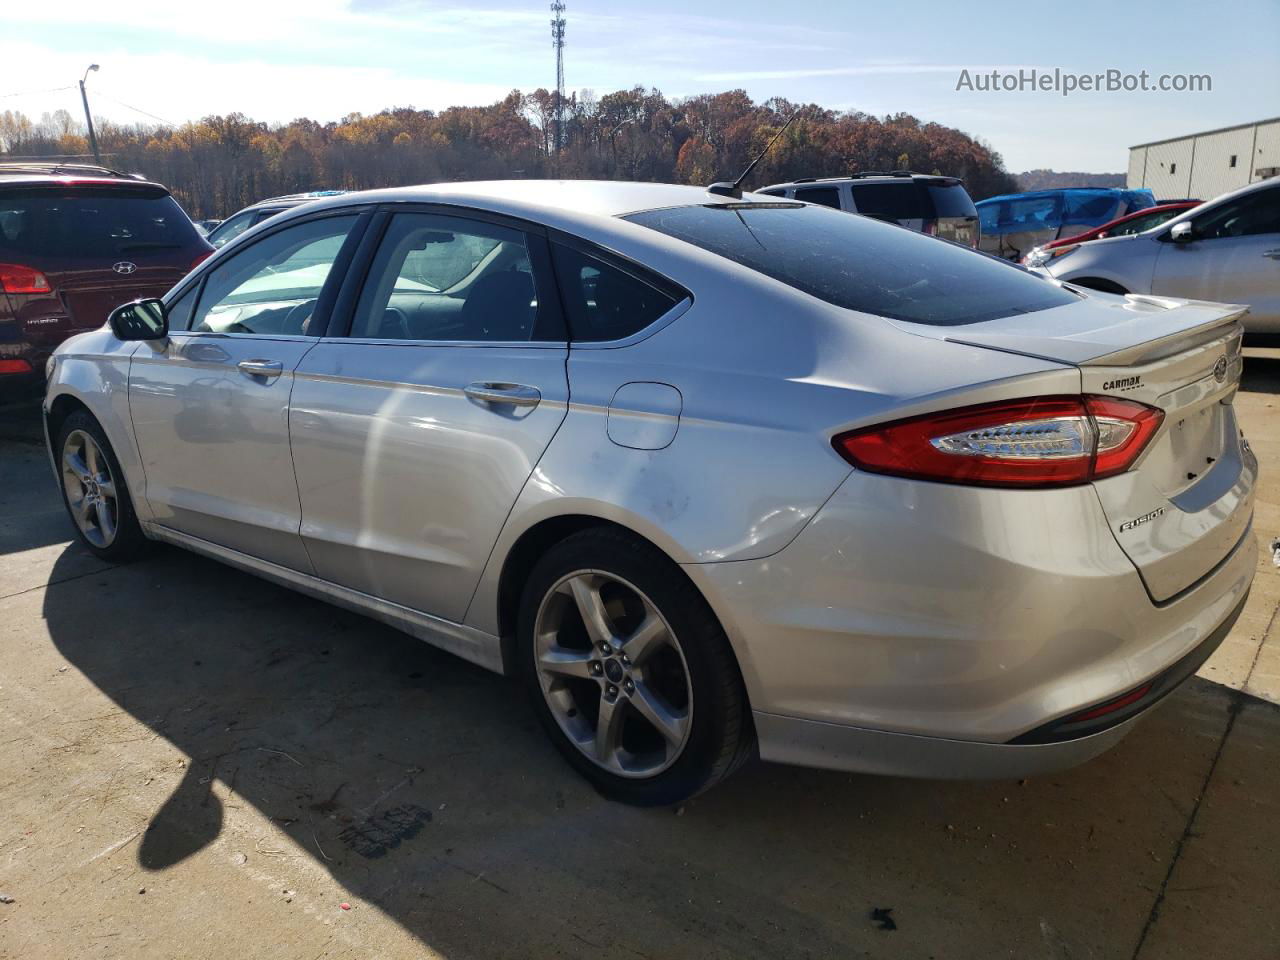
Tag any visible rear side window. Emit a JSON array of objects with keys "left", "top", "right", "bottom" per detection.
[
  {"left": 794, "top": 186, "right": 842, "bottom": 210},
  {"left": 0, "top": 187, "right": 201, "bottom": 258},
  {"left": 1062, "top": 192, "right": 1120, "bottom": 227},
  {"left": 551, "top": 243, "right": 680, "bottom": 342},
  {"left": 625, "top": 203, "right": 1077, "bottom": 326}
]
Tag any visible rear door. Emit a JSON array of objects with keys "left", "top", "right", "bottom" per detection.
[
  {"left": 289, "top": 207, "right": 570, "bottom": 622},
  {"left": 0, "top": 184, "right": 203, "bottom": 351},
  {"left": 1150, "top": 185, "right": 1280, "bottom": 331}
]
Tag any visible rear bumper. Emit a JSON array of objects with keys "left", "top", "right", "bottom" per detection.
[
  {"left": 753, "top": 589, "right": 1245, "bottom": 777},
  {"left": 686, "top": 468, "right": 1256, "bottom": 776}
]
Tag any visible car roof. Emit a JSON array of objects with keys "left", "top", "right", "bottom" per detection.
[
  {"left": 0, "top": 164, "right": 168, "bottom": 193},
  {"left": 284, "top": 180, "right": 792, "bottom": 221},
  {"left": 760, "top": 173, "right": 962, "bottom": 190},
  {"left": 977, "top": 186, "right": 1152, "bottom": 206}
]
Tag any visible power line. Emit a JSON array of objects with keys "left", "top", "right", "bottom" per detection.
[
  {"left": 0, "top": 85, "right": 75, "bottom": 100},
  {"left": 92, "top": 91, "right": 179, "bottom": 128}
]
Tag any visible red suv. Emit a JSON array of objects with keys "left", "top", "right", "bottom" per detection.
[{"left": 0, "top": 163, "right": 212, "bottom": 397}]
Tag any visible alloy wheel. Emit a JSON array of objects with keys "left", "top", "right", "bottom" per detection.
[
  {"left": 533, "top": 570, "right": 693, "bottom": 778},
  {"left": 61, "top": 429, "right": 119, "bottom": 548}
]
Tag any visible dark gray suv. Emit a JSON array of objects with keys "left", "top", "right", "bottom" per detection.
[{"left": 758, "top": 172, "right": 980, "bottom": 247}]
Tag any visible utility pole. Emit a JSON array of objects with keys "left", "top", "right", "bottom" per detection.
[
  {"left": 550, "top": 2, "right": 566, "bottom": 158},
  {"left": 79, "top": 64, "right": 101, "bottom": 165}
]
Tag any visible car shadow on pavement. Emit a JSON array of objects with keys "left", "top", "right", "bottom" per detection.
[
  {"left": 36, "top": 541, "right": 1280, "bottom": 959},
  {"left": 1240, "top": 352, "right": 1280, "bottom": 395}
]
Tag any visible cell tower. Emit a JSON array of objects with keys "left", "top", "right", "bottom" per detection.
[{"left": 550, "top": 1, "right": 566, "bottom": 155}]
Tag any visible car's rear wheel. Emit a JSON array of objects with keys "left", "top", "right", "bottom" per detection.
[
  {"left": 55, "top": 410, "right": 148, "bottom": 561},
  {"left": 519, "top": 528, "right": 754, "bottom": 806}
]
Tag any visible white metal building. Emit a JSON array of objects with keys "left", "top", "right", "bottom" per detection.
[{"left": 1127, "top": 117, "right": 1280, "bottom": 200}]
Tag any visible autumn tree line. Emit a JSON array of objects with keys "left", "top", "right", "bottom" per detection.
[{"left": 0, "top": 88, "right": 1019, "bottom": 219}]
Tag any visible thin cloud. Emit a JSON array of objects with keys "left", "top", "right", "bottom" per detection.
[{"left": 694, "top": 64, "right": 1031, "bottom": 82}]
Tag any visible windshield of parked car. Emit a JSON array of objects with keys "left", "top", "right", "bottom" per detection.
[
  {"left": 0, "top": 187, "right": 201, "bottom": 259},
  {"left": 625, "top": 202, "right": 1077, "bottom": 326}
]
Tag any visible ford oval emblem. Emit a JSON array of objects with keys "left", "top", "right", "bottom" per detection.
[
  {"left": 112, "top": 261, "right": 137, "bottom": 275},
  {"left": 1213, "top": 356, "right": 1228, "bottom": 383}
]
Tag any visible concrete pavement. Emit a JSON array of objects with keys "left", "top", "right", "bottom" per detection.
[{"left": 0, "top": 354, "right": 1276, "bottom": 960}]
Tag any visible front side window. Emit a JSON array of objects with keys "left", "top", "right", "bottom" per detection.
[
  {"left": 794, "top": 186, "right": 842, "bottom": 210},
  {"left": 166, "top": 285, "right": 198, "bottom": 332},
  {"left": 551, "top": 243, "right": 680, "bottom": 342},
  {"left": 190, "top": 214, "right": 357, "bottom": 336},
  {"left": 1191, "top": 188, "right": 1280, "bottom": 240},
  {"left": 1111, "top": 209, "right": 1183, "bottom": 237},
  {"left": 351, "top": 212, "right": 556, "bottom": 342},
  {"left": 625, "top": 203, "right": 1077, "bottom": 326}
]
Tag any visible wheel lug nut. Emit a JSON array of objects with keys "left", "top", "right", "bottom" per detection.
[
  {"left": 607, "top": 684, "right": 618, "bottom": 697},
  {"left": 599, "top": 643, "right": 612, "bottom": 656},
  {"left": 591, "top": 662, "right": 602, "bottom": 676},
  {"left": 623, "top": 679, "right": 634, "bottom": 693},
  {"left": 620, "top": 654, "right": 630, "bottom": 666}
]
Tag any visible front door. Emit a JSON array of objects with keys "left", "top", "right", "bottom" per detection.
[
  {"left": 289, "top": 209, "right": 569, "bottom": 622},
  {"left": 129, "top": 212, "right": 361, "bottom": 570},
  {"left": 1152, "top": 185, "right": 1280, "bottom": 329}
]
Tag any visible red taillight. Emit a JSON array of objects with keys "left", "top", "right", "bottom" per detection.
[
  {"left": 190, "top": 250, "right": 212, "bottom": 271},
  {"left": 834, "top": 395, "right": 1164, "bottom": 489},
  {"left": 0, "top": 358, "right": 34, "bottom": 375},
  {"left": 0, "top": 263, "right": 52, "bottom": 295}
]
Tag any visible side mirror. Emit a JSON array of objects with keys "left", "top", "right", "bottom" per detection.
[
  {"left": 108, "top": 298, "right": 168, "bottom": 341},
  {"left": 1169, "top": 221, "right": 1195, "bottom": 244}
]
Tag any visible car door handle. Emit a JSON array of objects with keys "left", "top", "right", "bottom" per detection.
[
  {"left": 238, "top": 359, "right": 284, "bottom": 379},
  {"left": 463, "top": 382, "right": 541, "bottom": 408},
  {"left": 1263, "top": 249, "right": 1280, "bottom": 260}
]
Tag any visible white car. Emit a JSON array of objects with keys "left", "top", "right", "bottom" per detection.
[{"left": 1030, "top": 178, "right": 1280, "bottom": 333}]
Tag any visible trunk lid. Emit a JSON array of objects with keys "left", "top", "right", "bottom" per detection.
[{"left": 900, "top": 292, "right": 1255, "bottom": 602}]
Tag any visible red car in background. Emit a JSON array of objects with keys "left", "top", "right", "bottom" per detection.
[
  {"left": 1020, "top": 200, "right": 1201, "bottom": 266},
  {"left": 0, "top": 163, "right": 212, "bottom": 398}
]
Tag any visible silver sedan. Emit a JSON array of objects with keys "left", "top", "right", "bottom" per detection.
[{"left": 43, "top": 181, "right": 1257, "bottom": 805}]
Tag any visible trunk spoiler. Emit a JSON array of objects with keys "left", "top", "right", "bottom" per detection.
[{"left": 936, "top": 295, "right": 1247, "bottom": 368}]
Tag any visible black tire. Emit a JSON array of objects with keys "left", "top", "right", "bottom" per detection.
[
  {"left": 54, "top": 409, "right": 149, "bottom": 562},
  {"left": 518, "top": 527, "right": 754, "bottom": 806}
]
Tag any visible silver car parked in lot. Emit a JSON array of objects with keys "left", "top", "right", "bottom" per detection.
[
  {"left": 1030, "top": 178, "right": 1280, "bottom": 333},
  {"left": 44, "top": 181, "right": 1256, "bottom": 805}
]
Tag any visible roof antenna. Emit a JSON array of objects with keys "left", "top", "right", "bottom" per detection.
[{"left": 707, "top": 112, "right": 799, "bottom": 200}]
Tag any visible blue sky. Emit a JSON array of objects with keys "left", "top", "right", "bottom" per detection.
[{"left": 4, "top": 0, "right": 1277, "bottom": 172}]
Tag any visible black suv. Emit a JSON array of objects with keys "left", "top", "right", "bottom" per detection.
[
  {"left": 757, "top": 171, "right": 981, "bottom": 247},
  {"left": 0, "top": 163, "right": 212, "bottom": 396}
]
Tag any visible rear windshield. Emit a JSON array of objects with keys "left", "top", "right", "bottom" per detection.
[
  {"left": 849, "top": 181, "right": 976, "bottom": 221},
  {"left": 0, "top": 187, "right": 200, "bottom": 259},
  {"left": 624, "top": 203, "right": 1077, "bottom": 326}
]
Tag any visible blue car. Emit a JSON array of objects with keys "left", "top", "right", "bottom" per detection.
[{"left": 977, "top": 188, "right": 1156, "bottom": 260}]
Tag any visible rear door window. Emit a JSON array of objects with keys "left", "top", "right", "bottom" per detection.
[
  {"left": 0, "top": 187, "right": 201, "bottom": 259},
  {"left": 349, "top": 212, "right": 562, "bottom": 342},
  {"left": 793, "top": 186, "right": 842, "bottom": 210},
  {"left": 625, "top": 203, "right": 1077, "bottom": 326}
]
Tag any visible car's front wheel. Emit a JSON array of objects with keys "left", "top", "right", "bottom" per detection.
[
  {"left": 519, "top": 528, "right": 754, "bottom": 806},
  {"left": 55, "top": 409, "right": 148, "bottom": 561}
]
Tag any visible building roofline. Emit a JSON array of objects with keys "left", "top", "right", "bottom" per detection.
[{"left": 1130, "top": 117, "right": 1280, "bottom": 150}]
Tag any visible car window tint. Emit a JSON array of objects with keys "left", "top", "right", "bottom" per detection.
[
  {"left": 551, "top": 243, "right": 679, "bottom": 342},
  {"left": 190, "top": 215, "right": 357, "bottom": 336},
  {"left": 849, "top": 182, "right": 925, "bottom": 220},
  {"left": 926, "top": 184, "right": 978, "bottom": 218},
  {"left": 1192, "top": 188, "right": 1280, "bottom": 240},
  {"left": 794, "top": 186, "right": 842, "bottom": 209},
  {"left": 626, "top": 203, "right": 1077, "bottom": 326},
  {"left": 206, "top": 209, "right": 257, "bottom": 248},
  {"left": 351, "top": 212, "right": 551, "bottom": 342},
  {"left": 166, "top": 285, "right": 198, "bottom": 332},
  {"left": 0, "top": 187, "right": 201, "bottom": 258},
  {"left": 1063, "top": 192, "right": 1120, "bottom": 226}
]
